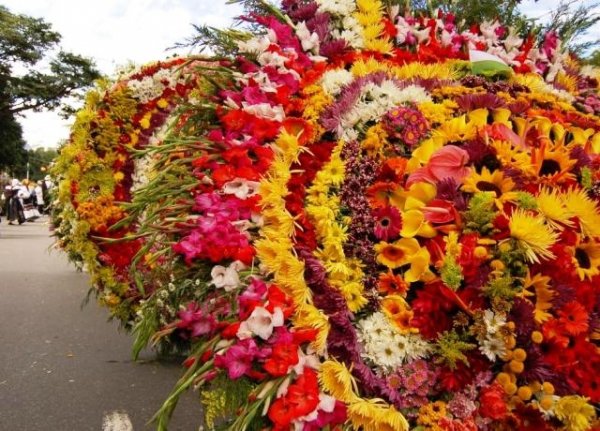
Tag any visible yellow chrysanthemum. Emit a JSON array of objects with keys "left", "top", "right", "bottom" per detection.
[
  {"left": 294, "top": 304, "right": 329, "bottom": 353},
  {"left": 509, "top": 209, "right": 558, "bottom": 263},
  {"left": 554, "top": 395, "right": 597, "bottom": 431},
  {"left": 348, "top": 399, "right": 409, "bottom": 431},
  {"left": 319, "top": 360, "right": 360, "bottom": 403},
  {"left": 536, "top": 187, "right": 574, "bottom": 230},
  {"left": 563, "top": 188, "right": 600, "bottom": 238}
]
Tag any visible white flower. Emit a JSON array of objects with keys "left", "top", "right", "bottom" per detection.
[
  {"left": 357, "top": 312, "right": 431, "bottom": 371},
  {"left": 479, "top": 335, "right": 507, "bottom": 361},
  {"left": 257, "top": 51, "right": 288, "bottom": 68},
  {"left": 296, "top": 21, "right": 320, "bottom": 52},
  {"left": 503, "top": 27, "right": 523, "bottom": 53},
  {"left": 320, "top": 69, "right": 354, "bottom": 96},
  {"left": 237, "top": 35, "right": 271, "bottom": 54},
  {"left": 210, "top": 261, "right": 245, "bottom": 291},
  {"left": 316, "top": 0, "right": 356, "bottom": 16},
  {"left": 482, "top": 309, "right": 506, "bottom": 335},
  {"left": 242, "top": 102, "right": 286, "bottom": 122},
  {"left": 237, "top": 306, "right": 284, "bottom": 340},
  {"left": 222, "top": 178, "right": 261, "bottom": 199}
]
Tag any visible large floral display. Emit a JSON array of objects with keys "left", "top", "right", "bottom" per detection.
[
  {"left": 53, "top": 58, "right": 204, "bottom": 325},
  {"left": 54, "top": 1, "right": 600, "bottom": 430}
]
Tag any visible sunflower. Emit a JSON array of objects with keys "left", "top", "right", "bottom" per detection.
[
  {"left": 530, "top": 143, "right": 577, "bottom": 184},
  {"left": 462, "top": 167, "right": 517, "bottom": 209},
  {"left": 572, "top": 239, "right": 600, "bottom": 280},
  {"left": 509, "top": 209, "right": 558, "bottom": 263}
]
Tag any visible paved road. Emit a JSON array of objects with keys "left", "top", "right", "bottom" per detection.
[{"left": 0, "top": 219, "right": 201, "bottom": 430}]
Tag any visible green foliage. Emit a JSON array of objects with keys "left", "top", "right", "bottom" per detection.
[
  {"left": 484, "top": 274, "right": 521, "bottom": 300},
  {"left": 543, "top": 0, "right": 600, "bottom": 56},
  {"left": 581, "top": 166, "right": 593, "bottom": 189},
  {"left": 202, "top": 375, "right": 255, "bottom": 429},
  {"left": 441, "top": 257, "right": 463, "bottom": 290},
  {"left": 516, "top": 191, "right": 538, "bottom": 210},
  {"left": 435, "top": 330, "right": 475, "bottom": 370},
  {"left": 463, "top": 192, "right": 497, "bottom": 234},
  {"left": 0, "top": 5, "right": 100, "bottom": 170}
]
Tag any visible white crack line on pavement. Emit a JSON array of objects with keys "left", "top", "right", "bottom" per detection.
[{"left": 102, "top": 410, "right": 133, "bottom": 431}]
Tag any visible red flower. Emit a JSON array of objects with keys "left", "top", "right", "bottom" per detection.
[
  {"left": 478, "top": 382, "right": 508, "bottom": 420},
  {"left": 557, "top": 301, "right": 589, "bottom": 336},
  {"left": 263, "top": 342, "right": 299, "bottom": 377}
]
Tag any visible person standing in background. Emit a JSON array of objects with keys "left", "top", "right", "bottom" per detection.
[{"left": 35, "top": 181, "right": 45, "bottom": 214}]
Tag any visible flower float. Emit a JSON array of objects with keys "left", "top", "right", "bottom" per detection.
[
  {"left": 55, "top": 1, "right": 600, "bottom": 430},
  {"left": 53, "top": 58, "right": 202, "bottom": 325}
]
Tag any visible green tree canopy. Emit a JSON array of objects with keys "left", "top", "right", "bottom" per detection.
[{"left": 0, "top": 5, "right": 101, "bottom": 170}]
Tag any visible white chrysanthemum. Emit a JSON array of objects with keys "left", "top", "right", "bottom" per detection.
[
  {"left": 321, "top": 69, "right": 354, "bottom": 96},
  {"left": 315, "top": 0, "right": 356, "bottom": 16},
  {"left": 479, "top": 334, "right": 507, "bottom": 362},
  {"left": 482, "top": 309, "right": 506, "bottom": 335},
  {"left": 357, "top": 312, "right": 432, "bottom": 371}
]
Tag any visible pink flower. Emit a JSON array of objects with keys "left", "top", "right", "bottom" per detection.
[
  {"left": 372, "top": 206, "right": 402, "bottom": 241},
  {"left": 214, "top": 339, "right": 260, "bottom": 379},
  {"left": 407, "top": 145, "right": 470, "bottom": 186},
  {"left": 176, "top": 302, "right": 217, "bottom": 337}
]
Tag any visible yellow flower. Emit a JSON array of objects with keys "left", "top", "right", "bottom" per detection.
[
  {"left": 362, "top": 123, "right": 388, "bottom": 157},
  {"left": 319, "top": 360, "right": 359, "bottom": 403},
  {"left": 417, "top": 401, "right": 447, "bottom": 426},
  {"left": 374, "top": 238, "right": 431, "bottom": 282},
  {"left": 554, "top": 395, "right": 596, "bottom": 431},
  {"left": 521, "top": 271, "right": 554, "bottom": 323},
  {"left": 320, "top": 155, "right": 345, "bottom": 186},
  {"left": 536, "top": 187, "right": 574, "bottom": 230},
  {"left": 348, "top": 399, "right": 409, "bottom": 431},
  {"left": 572, "top": 239, "right": 600, "bottom": 281},
  {"left": 391, "top": 182, "right": 437, "bottom": 238},
  {"left": 509, "top": 209, "right": 558, "bottom": 263},
  {"left": 156, "top": 98, "right": 169, "bottom": 109},
  {"left": 294, "top": 304, "right": 329, "bottom": 354},
  {"left": 382, "top": 295, "right": 415, "bottom": 333},
  {"left": 563, "top": 187, "right": 600, "bottom": 238},
  {"left": 462, "top": 167, "right": 517, "bottom": 209},
  {"left": 530, "top": 142, "right": 576, "bottom": 184}
]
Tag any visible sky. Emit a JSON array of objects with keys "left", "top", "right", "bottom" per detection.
[{"left": 3, "top": 0, "right": 600, "bottom": 150}]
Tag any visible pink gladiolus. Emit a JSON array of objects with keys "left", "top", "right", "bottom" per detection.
[
  {"left": 214, "top": 339, "right": 260, "bottom": 379},
  {"left": 177, "top": 302, "right": 217, "bottom": 337}
]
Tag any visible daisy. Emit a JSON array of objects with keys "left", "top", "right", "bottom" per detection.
[{"left": 479, "top": 334, "right": 507, "bottom": 362}]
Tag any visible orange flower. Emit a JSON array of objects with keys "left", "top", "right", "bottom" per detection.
[
  {"left": 367, "top": 181, "right": 399, "bottom": 208},
  {"left": 382, "top": 295, "right": 415, "bottom": 332},
  {"left": 378, "top": 272, "right": 409, "bottom": 296},
  {"left": 557, "top": 301, "right": 589, "bottom": 336}
]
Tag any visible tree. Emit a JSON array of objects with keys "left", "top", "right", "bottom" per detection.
[{"left": 0, "top": 5, "right": 101, "bottom": 171}]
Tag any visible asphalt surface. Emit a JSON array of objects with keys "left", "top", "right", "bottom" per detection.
[{"left": 0, "top": 219, "right": 201, "bottom": 430}]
